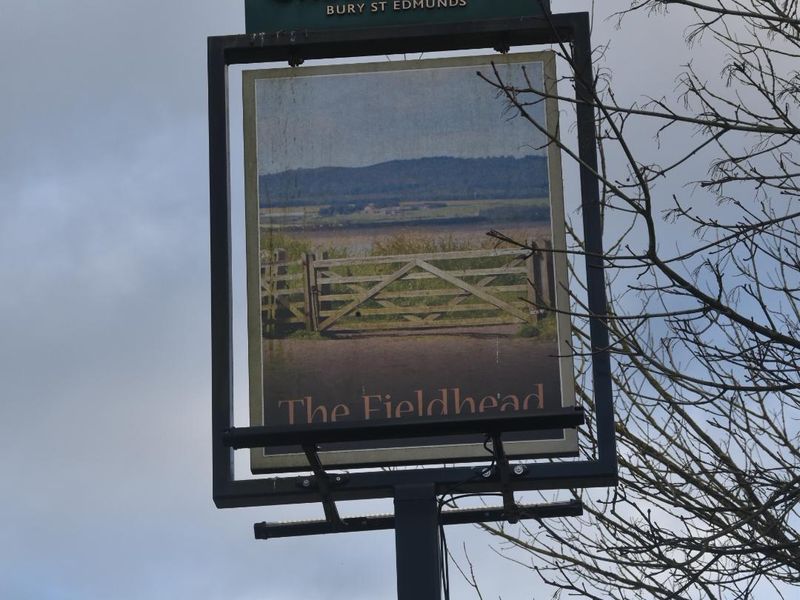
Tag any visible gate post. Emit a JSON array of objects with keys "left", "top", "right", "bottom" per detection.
[
  {"left": 302, "top": 252, "right": 319, "bottom": 331},
  {"left": 544, "top": 239, "right": 555, "bottom": 308},
  {"left": 319, "top": 251, "right": 331, "bottom": 317},
  {"left": 272, "top": 248, "right": 288, "bottom": 336},
  {"left": 526, "top": 237, "right": 541, "bottom": 322}
]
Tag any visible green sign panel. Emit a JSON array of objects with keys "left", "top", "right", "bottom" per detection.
[{"left": 245, "top": 0, "right": 550, "bottom": 33}]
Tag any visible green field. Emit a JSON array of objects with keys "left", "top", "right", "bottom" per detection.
[{"left": 260, "top": 198, "right": 551, "bottom": 229}]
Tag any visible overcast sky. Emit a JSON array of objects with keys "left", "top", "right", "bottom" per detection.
[
  {"left": 0, "top": 2, "right": 697, "bottom": 599},
  {"left": 254, "top": 58, "right": 546, "bottom": 173}
]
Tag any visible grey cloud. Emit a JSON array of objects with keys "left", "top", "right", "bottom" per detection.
[{"left": 0, "top": 1, "right": 699, "bottom": 598}]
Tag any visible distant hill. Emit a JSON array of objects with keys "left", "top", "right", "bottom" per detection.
[{"left": 259, "top": 155, "right": 549, "bottom": 208}]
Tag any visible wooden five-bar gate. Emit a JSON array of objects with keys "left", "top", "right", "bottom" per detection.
[{"left": 262, "top": 243, "right": 555, "bottom": 337}]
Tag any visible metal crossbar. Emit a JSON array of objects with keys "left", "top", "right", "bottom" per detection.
[
  {"left": 223, "top": 407, "right": 584, "bottom": 449},
  {"left": 256, "top": 429, "right": 580, "bottom": 540},
  {"left": 254, "top": 499, "right": 583, "bottom": 539}
]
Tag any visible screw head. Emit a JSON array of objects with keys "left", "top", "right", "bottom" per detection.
[
  {"left": 481, "top": 468, "right": 493, "bottom": 478},
  {"left": 513, "top": 465, "right": 525, "bottom": 476},
  {"left": 302, "top": 478, "right": 311, "bottom": 488}
]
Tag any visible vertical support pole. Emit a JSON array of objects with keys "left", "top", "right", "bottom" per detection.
[
  {"left": 572, "top": 13, "right": 617, "bottom": 470},
  {"left": 394, "top": 484, "right": 442, "bottom": 600},
  {"left": 208, "top": 37, "right": 235, "bottom": 505}
]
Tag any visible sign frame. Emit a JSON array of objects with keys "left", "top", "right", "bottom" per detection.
[
  {"left": 242, "top": 51, "right": 578, "bottom": 472},
  {"left": 209, "top": 12, "right": 616, "bottom": 509}
]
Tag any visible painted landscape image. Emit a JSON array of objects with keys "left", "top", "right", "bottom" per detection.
[
  {"left": 245, "top": 54, "right": 572, "bottom": 469},
  {"left": 259, "top": 154, "right": 550, "bottom": 229}
]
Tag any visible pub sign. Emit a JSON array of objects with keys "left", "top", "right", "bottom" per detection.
[{"left": 243, "top": 52, "right": 576, "bottom": 471}]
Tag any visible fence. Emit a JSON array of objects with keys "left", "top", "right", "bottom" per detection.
[{"left": 261, "top": 243, "right": 555, "bottom": 337}]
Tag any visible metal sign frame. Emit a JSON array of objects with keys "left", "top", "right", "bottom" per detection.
[{"left": 209, "top": 12, "right": 616, "bottom": 512}]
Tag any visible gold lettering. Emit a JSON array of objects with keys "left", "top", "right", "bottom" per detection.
[
  {"left": 383, "top": 395, "right": 393, "bottom": 418},
  {"left": 427, "top": 388, "right": 449, "bottom": 416},
  {"left": 395, "top": 400, "right": 415, "bottom": 418},
  {"left": 479, "top": 395, "right": 498, "bottom": 413},
  {"left": 454, "top": 389, "right": 476, "bottom": 415},
  {"left": 278, "top": 398, "right": 305, "bottom": 425},
  {"left": 331, "top": 403, "right": 350, "bottom": 422},
  {"left": 523, "top": 384, "right": 545, "bottom": 410},
  {"left": 362, "top": 394, "right": 382, "bottom": 420},
  {"left": 305, "top": 396, "right": 328, "bottom": 423},
  {"left": 500, "top": 394, "right": 520, "bottom": 412}
]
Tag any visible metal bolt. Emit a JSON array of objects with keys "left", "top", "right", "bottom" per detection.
[
  {"left": 335, "top": 476, "right": 342, "bottom": 483},
  {"left": 302, "top": 478, "right": 311, "bottom": 488},
  {"left": 481, "top": 468, "right": 493, "bottom": 478},
  {"left": 513, "top": 465, "right": 525, "bottom": 476}
]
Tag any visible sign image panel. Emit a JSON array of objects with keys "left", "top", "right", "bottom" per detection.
[{"left": 243, "top": 52, "right": 576, "bottom": 471}]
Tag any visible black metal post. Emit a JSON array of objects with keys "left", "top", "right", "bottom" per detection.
[
  {"left": 394, "top": 484, "right": 442, "bottom": 600},
  {"left": 572, "top": 13, "right": 617, "bottom": 471},
  {"left": 208, "top": 36, "right": 236, "bottom": 504}
]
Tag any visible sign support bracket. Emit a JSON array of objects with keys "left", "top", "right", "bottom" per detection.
[
  {"left": 254, "top": 498, "right": 583, "bottom": 539},
  {"left": 256, "top": 433, "right": 585, "bottom": 598},
  {"left": 491, "top": 433, "right": 520, "bottom": 524},
  {"left": 301, "top": 444, "right": 343, "bottom": 526}
]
